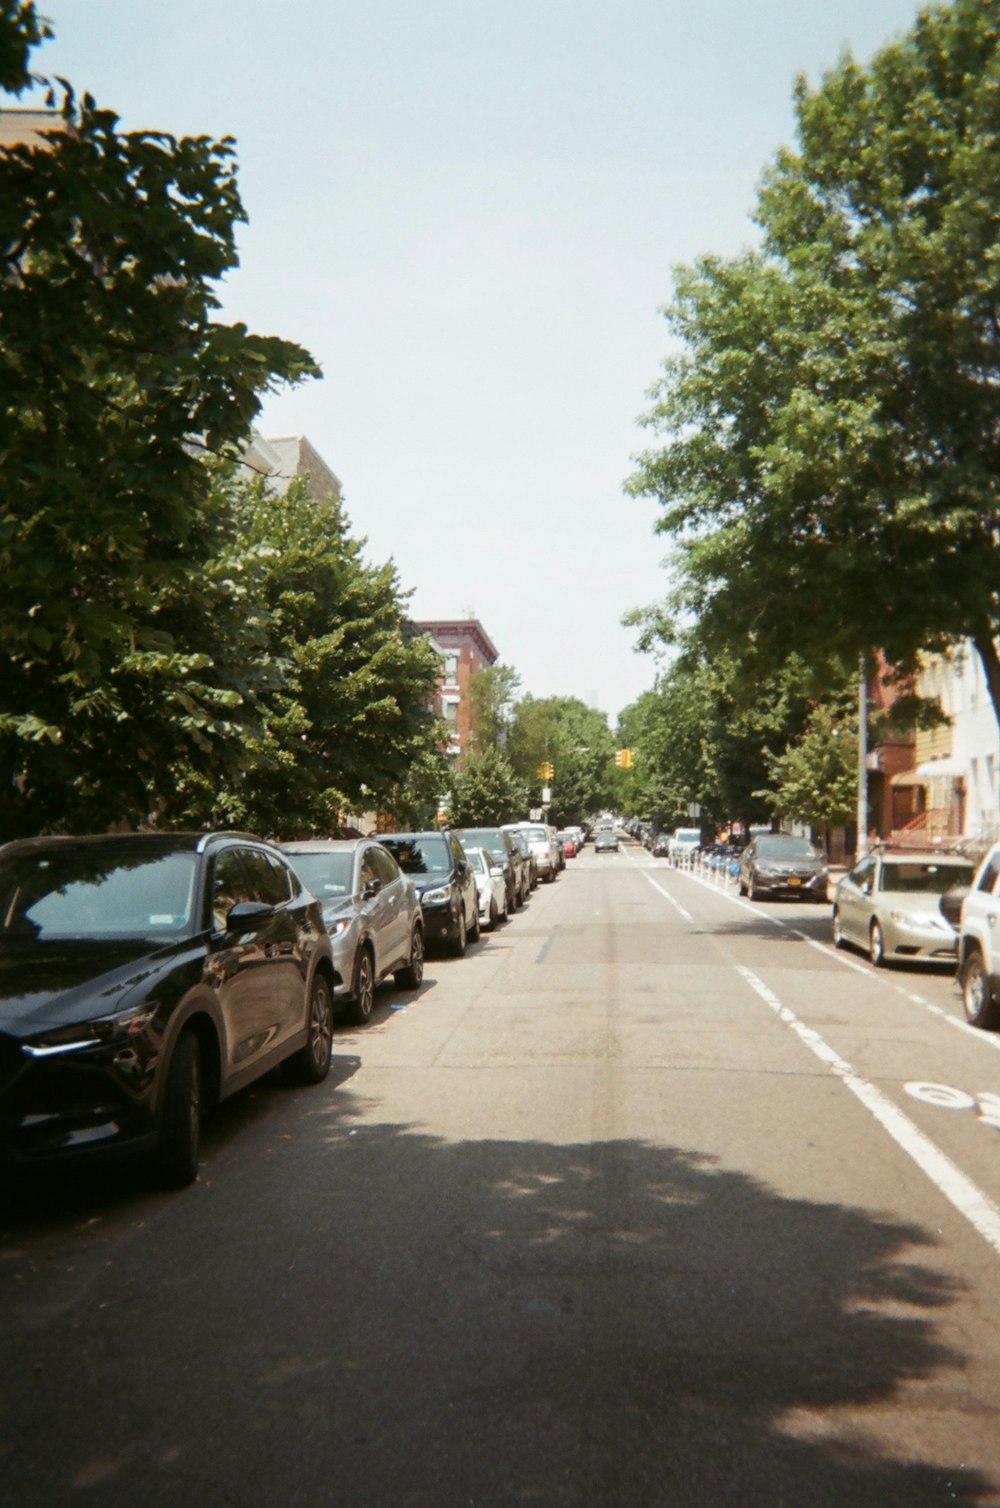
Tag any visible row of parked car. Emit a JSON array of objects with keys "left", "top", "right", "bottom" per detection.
[
  {"left": 0, "top": 820, "right": 590, "bottom": 1191},
  {"left": 637, "top": 818, "right": 1000, "bottom": 1036}
]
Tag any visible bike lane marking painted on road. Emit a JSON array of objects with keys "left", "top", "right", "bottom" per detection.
[{"left": 736, "top": 964, "right": 1000, "bottom": 1257}]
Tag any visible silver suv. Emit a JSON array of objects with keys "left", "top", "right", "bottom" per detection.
[{"left": 957, "top": 843, "right": 1000, "bottom": 1028}]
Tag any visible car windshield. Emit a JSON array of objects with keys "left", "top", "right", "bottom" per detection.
[
  {"left": 879, "top": 861, "right": 972, "bottom": 894},
  {"left": 674, "top": 830, "right": 701, "bottom": 844},
  {"left": 520, "top": 827, "right": 548, "bottom": 842},
  {"left": 380, "top": 837, "right": 451, "bottom": 875},
  {"left": 0, "top": 847, "right": 198, "bottom": 940},
  {"left": 458, "top": 831, "right": 506, "bottom": 860},
  {"left": 756, "top": 837, "right": 820, "bottom": 860},
  {"left": 287, "top": 851, "right": 354, "bottom": 897}
]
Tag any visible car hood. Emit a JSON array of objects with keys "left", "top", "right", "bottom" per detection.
[{"left": 0, "top": 938, "right": 191, "bottom": 1036}]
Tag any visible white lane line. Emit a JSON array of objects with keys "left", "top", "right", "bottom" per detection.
[
  {"left": 737, "top": 964, "right": 1000, "bottom": 1256},
  {"left": 640, "top": 871, "right": 693, "bottom": 921},
  {"left": 792, "top": 931, "right": 1000, "bottom": 1053}
]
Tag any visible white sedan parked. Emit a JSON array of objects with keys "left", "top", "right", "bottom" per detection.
[{"left": 465, "top": 846, "right": 509, "bottom": 930}]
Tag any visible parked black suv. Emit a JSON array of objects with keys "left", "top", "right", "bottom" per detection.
[
  {"left": 0, "top": 831, "right": 335, "bottom": 1187},
  {"left": 377, "top": 831, "right": 479, "bottom": 956}
]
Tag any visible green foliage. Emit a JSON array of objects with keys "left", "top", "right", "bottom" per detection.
[
  {"left": 627, "top": 0, "right": 1000, "bottom": 728},
  {"left": 447, "top": 747, "right": 527, "bottom": 826},
  {"left": 754, "top": 700, "right": 858, "bottom": 836},
  {"left": 0, "top": 2, "right": 49, "bottom": 93},
  {"left": 506, "top": 695, "right": 615, "bottom": 825},
  {"left": 0, "top": 14, "right": 437, "bottom": 838},
  {"left": 467, "top": 664, "right": 521, "bottom": 753},
  {"left": 177, "top": 478, "right": 443, "bottom": 837},
  {"left": 616, "top": 650, "right": 830, "bottom": 834}
]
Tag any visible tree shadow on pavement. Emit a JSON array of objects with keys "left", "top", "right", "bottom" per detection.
[{"left": 1, "top": 1083, "right": 996, "bottom": 1506}]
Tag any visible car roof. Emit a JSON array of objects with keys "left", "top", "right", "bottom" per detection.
[
  {"left": 877, "top": 851, "right": 973, "bottom": 867},
  {"left": 281, "top": 838, "right": 365, "bottom": 853},
  {"left": 0, "top": 830, "right": 270, "bottom": 859}
]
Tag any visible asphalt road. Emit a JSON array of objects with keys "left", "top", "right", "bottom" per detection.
[{"left": 4, "top": 840, "right": 1000, "bottom": 1507}]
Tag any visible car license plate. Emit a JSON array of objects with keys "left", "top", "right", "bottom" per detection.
[{"left": 787, "top": 877, "right": 801, "bottom": 886}]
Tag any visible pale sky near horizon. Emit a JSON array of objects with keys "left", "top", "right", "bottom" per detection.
[{"left": 24, "top": 0, "right": 924, "bottom": 722}]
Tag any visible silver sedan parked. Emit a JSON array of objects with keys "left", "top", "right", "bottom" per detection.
[
  {"left": 282, "top": 839, "right": 424, "bottom": 1023},
  {"left": 832, "top": 849, "right": 975, "bottom": 967}
]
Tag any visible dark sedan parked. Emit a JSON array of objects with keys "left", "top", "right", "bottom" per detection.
[
  {"left": 378, "top": 831, "right": 479, "bottom": 956},
  {"left": 738, "top": 834, "right": 828, "bottom": 901},
  {"left": 0, "top": 832, "right": 335, "bottom": 1187}
]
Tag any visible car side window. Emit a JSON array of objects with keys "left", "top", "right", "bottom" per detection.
[
  {"left": 977, "top": 852, "right": 1000, "bottom": 895},
  {"left": 360, "top": 851, "right": 381, "bottom": 893},
  {"left": 449, "top": 835, "right": 465, "bottom": 869},
  {"left": 372, "top": 847, "right": 399, "bottom": 886},
  {"left": 212, "top": 849, "right": 255, "bottom": 929},
  {"left": 239, "top": 848, "right": 290, "bottom": 907},
  {"left": 849, "top": 857, "right": 876, "bottom": 891}
]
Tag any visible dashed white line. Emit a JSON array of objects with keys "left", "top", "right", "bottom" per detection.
[{"left": 737, "top": 965, "right": 1000, "bottom": 1257}]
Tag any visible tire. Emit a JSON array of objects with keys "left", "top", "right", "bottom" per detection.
[
  {"left": 154, "top": 1031, "right": 202, "bottom": 1189},
  {"left": 869, "top": 920, "right": 886, "bottom": 968},
  {"left": 486, "top": 898, "right": 498, "bottom": 930},
  {"left": 961, "top": 949, "right": 1000, "bottom": 1029},
  {"left": 348, "top": 947, "right": 375, "bottom": 1024},
  {"left": 394, "top": 926, "right": 424, "bottom": 990},
  {"left": 832, "top": 908, "right": 845, "bottom": 949},
  {"left": 468, "top": 900, "right": 481, "bottom": 943},
  {"left": 450, "top": 909, "right": 467, "bottom": 957},
  {"left": 285, "top": 974, "right": 334, "bottom": 1084},
  {"left": 748, "top": 875, "right": 758, "bottom": 902}
]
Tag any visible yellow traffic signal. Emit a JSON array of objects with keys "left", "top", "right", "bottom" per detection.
[
  {"left": 537, "top": 761, "right": 555, "bottom": 781},
  {"left": 614, "top": 748, "right": 633, "bottom": 769}
]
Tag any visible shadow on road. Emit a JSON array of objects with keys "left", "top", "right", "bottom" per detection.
[{"left": 0, "top": 1080, "right": 993, "bottom": 1506}]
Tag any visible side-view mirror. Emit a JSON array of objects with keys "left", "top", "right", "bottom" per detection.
[
  {"left": 490, "top": 865, "right": 505, "bottom": 878},
  {"left": 225, "top": 900, "right": 274, "bottom": 932},
  {"left": 363, "top": 878, "right": 382, "bottom": 900}
]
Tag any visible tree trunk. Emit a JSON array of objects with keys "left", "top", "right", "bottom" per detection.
[{"left": 972, "top": 630, "right": 1000, "bottom": 738}]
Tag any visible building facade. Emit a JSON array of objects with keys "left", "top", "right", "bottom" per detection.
[{"left": 411, "top": 618, "right": 499, "bottom": 766}]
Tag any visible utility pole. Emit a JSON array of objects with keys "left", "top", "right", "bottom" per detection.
[{"left": 856, "top": 654, "right": 868, "bottom": 860}]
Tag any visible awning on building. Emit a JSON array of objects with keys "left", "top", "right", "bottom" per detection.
[
  {"left": 915, "top": 756, "right": 965, "bottom": 779},
  {"left": 890, "top": 770, "right": 928, "bottom": 788}
]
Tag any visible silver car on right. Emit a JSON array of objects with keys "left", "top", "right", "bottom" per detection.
[{"left": 832, "top": 848, "right": 975, "bottom": 967}]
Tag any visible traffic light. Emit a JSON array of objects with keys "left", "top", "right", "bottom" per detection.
[
  {"left": 614, "top": 748, "right": 633, "bottom": 769},
  {"left": 537, "top": 761, "right": 554, "bottom": 781}
]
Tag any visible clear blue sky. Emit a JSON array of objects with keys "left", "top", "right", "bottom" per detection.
[{"left": 28, "top": 0, "right": 923, "bottom": 721}]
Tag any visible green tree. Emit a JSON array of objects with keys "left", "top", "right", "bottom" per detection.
[
  {"left": 174, "top": 477, "right": 444, "bottom": 837},
  {"left": 0, "top": 14, "right": 318, "bottom": 833},
  {"left": 507, "top": 695, "right": 615, "bottom": 824},
  {"left": 467, "top": 664, "right": 521, "bottom": 753},
  {"left": 628, "top": 0, "right": 1000, "bottom": 727},
  {"left": 754, "top": 701, "right": 858, "bottom": 848},
  {"left": 447, "top": 747, "right": 526, "bottom": 826}
]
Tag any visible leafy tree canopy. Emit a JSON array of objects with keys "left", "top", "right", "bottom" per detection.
[
  {"left": 1, "top": 9, "right": 319, "bottom": 833},
  {"left": 506, "top": 694, "right": 615, "bottom": 826},
  {"left": 447, "top": 747, "right": 526, "bottom": 827},
  {"left": 627, "top": 0, "right": 1000, "bottom": 728}
]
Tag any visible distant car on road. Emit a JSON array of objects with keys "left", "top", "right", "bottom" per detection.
[
  {"left": 283, "top": 838, "right": 424, "bottom": 1023},
  {"left": 594, "top": 830, "right": 619, "bottom": 853},
  {"left": 833, "top": 849, "right": 974, "bottom": 967},
  {"left": 668, "top": 828, "right": 702, "bottom": 865}
]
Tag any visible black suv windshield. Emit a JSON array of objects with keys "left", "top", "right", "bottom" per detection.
[
  {"left": 380, "top": 837, "right": 451, "bottom": 876},
  {"left": 0, "top": 847, "right": 198, "bottom": 941}
]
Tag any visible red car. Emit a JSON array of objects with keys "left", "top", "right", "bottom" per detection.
[{"left": 555, "top": 831, "right": 578, "bottom": 858}]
